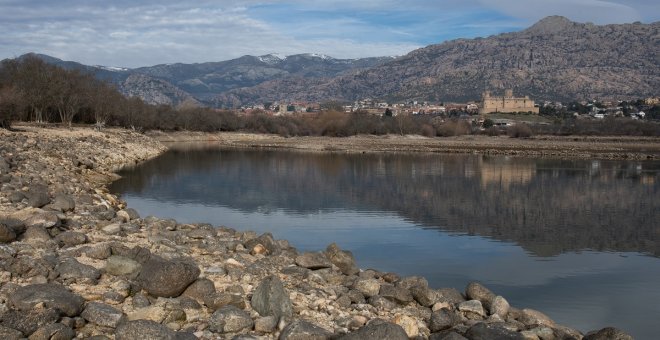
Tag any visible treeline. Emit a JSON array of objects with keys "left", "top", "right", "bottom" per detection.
[{"left": 1, "top": 56, "right": 658, "bottom": 137}]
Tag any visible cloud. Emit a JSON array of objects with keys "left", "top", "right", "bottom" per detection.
[{"left": 0, "top": 1, "right": 657, "bottom": 67}]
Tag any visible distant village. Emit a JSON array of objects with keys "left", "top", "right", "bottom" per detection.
[{"left": 236, "top": 89, "right": 659, "bottom": 125}]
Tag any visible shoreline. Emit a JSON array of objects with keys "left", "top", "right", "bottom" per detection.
[
  {"left": 0, "top": 124, "right": 633, "bottom": 339},
  {"left": 146, "top": 130, "right": 660, "bottom": 160}
]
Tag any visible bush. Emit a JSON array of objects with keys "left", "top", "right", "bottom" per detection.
[
  {"left": 420, "top": 124, "right": 436, "bottom": 137},
  {"left": 485, "top": 126, "right": 501, "bottom": 136},
  {"left": 436, "top": 119, "right": 471, "bottom": 137},
  {"left": 507, "top": 123, "right": 533, "bottom": 138}
]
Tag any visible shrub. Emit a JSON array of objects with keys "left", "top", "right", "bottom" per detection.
[
  {"left": 436, "top": 119, "right": 471, "bottom": 137},
  {"left": 507, "top": 123, "right": 533, "bottom": 138},
  {"left": 420, "top": 124, "right": 436, "bottom": 137}
]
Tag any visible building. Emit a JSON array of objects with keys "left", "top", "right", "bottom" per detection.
[{"left": 479, "top": 89, "right": 539, "bottom": 114}]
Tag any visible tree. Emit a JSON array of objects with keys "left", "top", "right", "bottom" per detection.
[
  {"left": 383, "top": 108, "right": 393, "bottom": 117},
  {"left": 483, "top": 118, "right": 494, "bottom": 129},
  {"left": 0, "top": 86, "right": 21, "bottom": 129},
  {"left": 8, "top": 56, "right": 57, "bottom": 123}
]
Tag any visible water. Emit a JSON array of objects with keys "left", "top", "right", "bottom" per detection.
[{"left": 110, "top": 144, "right": 660, "bottom": 338}]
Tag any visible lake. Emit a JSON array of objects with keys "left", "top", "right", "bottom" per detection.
[{"left": 109, "top": 144, "right": 660, "bottom": 339}]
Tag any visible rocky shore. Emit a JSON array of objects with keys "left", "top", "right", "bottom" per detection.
[{"left": 0, "top": 125, "right": 633, "bottom": 340}]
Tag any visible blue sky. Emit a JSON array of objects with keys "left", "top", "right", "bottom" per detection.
[{"left": 0, "top": 0, "right": 658, "bottom": 67}]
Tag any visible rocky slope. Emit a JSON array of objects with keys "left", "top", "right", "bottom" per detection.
[
  {"left": 0, "top": 125, "right": 632, "bottom": 339},
  {"left": 219, "top": 16, "right": 660, "bottom": 105}
]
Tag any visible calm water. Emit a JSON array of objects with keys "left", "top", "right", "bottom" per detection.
[{"left": 110, "top": 144, "right": 660, "bottom": 339}]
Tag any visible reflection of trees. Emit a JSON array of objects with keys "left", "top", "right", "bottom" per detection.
[{"left": 110, "top": 149, "right": 660, "bottom": 257}]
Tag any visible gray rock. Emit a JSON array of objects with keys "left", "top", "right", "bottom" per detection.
[
  {"left": 0, "top": 325, "right": 23, "bottom": 340},
  {"left": 81, "top": 302, "right": 126, "bottom": 328},
  {"left": 519, "top": 308, "right": 555, "bottom": 327},
  {"left": 437, "top": 288, "right": 465, "bottom": 304},
  {"left": 123, "top": 208, "right": 140, "bottom": 220},
  {"left": 208, "top": 305, "right": 254, "bottom": 333},
  {"left": 379, "top": 284, "right": 413, "bottom": 304},
  {"left": 325, "top": 243, "right": 358, "bottom": 275},
  {"left": 458, "top": 300, "right": 485, "bottom": 317},
  {"left": 411, "top": 285, "right": 438, "bottom": 307},
  {"left": 396, "top": 276, "right": 428, "bottom": 290},
  {"left": 101, "top": 223, "right": 122, "bottom": 235},
  {"left": 137, "top": 256, "right": 200, "bottom": 297},
  {"left": 279, "top": 320, "right": 332, "bottom": 340},
  {"left": 115, "top": 320, "right": 176, "bottom": 340},
  {"left": 26, "top": 185, "right": 50, "bottom": 208},
  {"left": 27, "top": 323, "right": 74, "bottom": 340},
  {"left": 182, "top": 278, "right": 216, "bottom": 305},
  {"left": 464, "top": 322, "right": 525, "bottom": 340},
  {"left": 0, "top": 308, "right": 60, "bottom": 335},
  {"left": 251, "top": 275, "right": 293, "bottom": 318},
  {"left": 429, "top": 331, "right": 468, "bottom": 340},
  {"left": 20, "top": 225, "right": 51, "bottom": 243},
  {"left": 55, "top": 257, "right": 101, "bottom": 284},
  {"left": 367, "top": 295, "right": 397, "bottom": 310},
  {"left": 24, "top": 211, "right": 59, "bottom": 229},
  {"left": 353, "top": 278, "right": 381, "bottom": 298},
  {"left": 85, "top": 243, "right": 112, "bottom": 259},
  {"left": 8, "top": 191, "right": 24, "bottom": 203},
  {"left": 490, "top": 295, "right": 510, "bottom": 318},
  {"left": 244, "top": 233, "right": 280, "bottom": 255},
  {"left": 295, "top": 252, "right": 332, "bottom": 270},
  {"left": 465, "top": 282, "right": 495, "bottom": 309},
  {"left": 255, "top": 316, "right": 278, "bottom": 333},
  {"left": 9, "top": 283, "right": 85, "bottom": 317},
  {"left": 0, "top": 157, "right": 10, "bottom": 174},
  {"left": 584, "top": 327, "right": 633, "bottom": 340},
  {"left": 0, "top": 223, "right": 17, "bottom": 243},
  {"left": 206, "top": 293, "right": 246, "bottom": 311},
  {"left": 338, "top": 321, "right": 408, "bottom": 340},
  {"left": 50, "top": 194, "right": 75, "bottom": 212},
  {"left": 105, "top": 255, "right": 142, "bottom": 277},
  {"left": 54, "top": 231, "right": 87, "bottom": 248},
  {"left": 430, "top": 309, "right": 459, "bottom": 332}
]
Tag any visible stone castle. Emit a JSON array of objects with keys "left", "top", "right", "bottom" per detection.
[{"left": 479, "top": 89, "right": 539, "bottom": 114}]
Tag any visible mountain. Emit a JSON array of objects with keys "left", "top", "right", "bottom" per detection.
[{"left": 217, "top": 16, "right": 660, "bottom": 105}]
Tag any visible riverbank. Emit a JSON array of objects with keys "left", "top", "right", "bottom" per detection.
[
  {"left": 147, "top": 130, "right": 660, "bottom": 160},
  {"left": 0, "top": 124, "right": 632, "bottom": 339}
]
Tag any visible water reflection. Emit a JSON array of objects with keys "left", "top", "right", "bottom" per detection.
[{"left": 111, "top": 145, "right": 660, "bottom": 258}]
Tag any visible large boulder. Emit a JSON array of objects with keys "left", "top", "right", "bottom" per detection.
[
  {"left": 251, "top": 275, "right": 293, "bottom": 318},
  {"left": 430, "top": 309, "right": 460, "bottom": 332},
  {"left": 54, "top": 231, "right": 87, "bottom": 248},
  {"left": 338, "top": 321, "right": 408, "bottom": 340},
  {"left": 50, "top": 194, "right": 75, "bottom": 212},
  {"left": 208, "top": 305, "right": 254, "bottom": 333},
  {"left": 295, "top": 252, "right": 332, "bottom": 270},
  {"left": 584, "top": 327, "right": 633, "bottom": 340},
  {"left": 279, "top": 320, "right": 333, "bottom": 340},
  {"left": 0, "top": 308, "right": 59, "bottom": 336},
  {"left": 81, "top": 302, "right": 126, "bottom": 328},
  {"left": 182, "top": 278, "right": 216, "bottom": 305},
  {"left": 55, "top": 257, "right": 101, "bottom": 284},
  {"left": 28, "top": 323, "right": 75, "bottom": 340},
  {"left": 465, "top": 322, "right": 525, "bottom": 340},
  {"left": 0, "top": 224, "right": 16, "bottom": 243},
  {"left": 115, "top": 320, "right": 176, "bottom": 340},
  {"left": 26, "top": 184, "right": 50, "bottom": 208},
  {"left": 0, "top": 325, "right": 23, "bottom": 340},
  {"left": 104, "top": 255, "right": 142, "bottom": 277},
  {"left": 325, "top": 243, "right": 358, "bottom": 275},
  {"left": 9, "top": 283, "right": 85, "bottom": 317},
  {"left": 465, "top": 282, "right": 495, "bottom": 309},
  {"left": 136, "top": 256, "right": 200, "bottom": 297}
]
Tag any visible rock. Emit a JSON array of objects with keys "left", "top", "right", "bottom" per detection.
[
  {"left": 295, "top": 252, "right": 332, "bottom": 270},
  {"left": 8, "top": 191, "right": 24, "bottom": 203},
  {"left": 325, "top": 243, "right": 358, "bottom": 275},
  {"left": 115, "top": 320, "right": 176, "bottom": 340},
  {"left": 429, "top": 331, "right": 468, "bottom": 340},
  {"left": 20, "top": 225, "right": 51, "bottom": 243},
  {"left": 393, "top": 314, "right": 419, "bottom": 338},
  {"left": 584, "top": 327, "right": 633, "bottom": 340},
  {"left": 28, "top": 323, "right": 75, "bottom": 340},
  {"left": 0, "top": 157, "right": 10, "bottom": 173},
  {"left": 55, "top": 257, "right": 101, "bottom": 284},
  {"left": 50, "top": 194, "right": 75, "bottom": 212},
  {"left": 430, "top": 309, "right": 459, "bottom": 332},
  {"left": 206, "top": 293, "right": 246, "bottom": 311},
  {"left": 81, "top": 302, "right": 126, "bottom": 328},
  {"left": 338, "top": 321, "right": 408, "bottom": 340},
  {"left": 123, "top": 208, "right": 140, "bottom": 220},
  {"left": 102, "top": 223, "right": 122, "bottom": 235},
  {"left": 24, "top": 211, "right": 59, "bottom": 229},
  {"left": 26, "top": 185, "right": 50, "bottom": 208},
  {"left": 244, "top": 233, "right": 280, "bottom": 255},
  {"left": 0, "top": 325, "right": 23, "bottom": 340},
  {"left": 465, "top": 282, "right": 496, "bottom": 309},
  {"left": 379, "top": 284, "right": 413, "bottom": 304},
  {"left": 251, "top": 275, "right": 293, "bottom": 318},
  {"left": 137, "top": 256, "right": 200, "bottom": 297},
  {"left": 105, "top": 255, "right": 142, "bottom": 277},
  {"left": 396, "top": 276, "right": 429, "bottom": 290},
  {"left": 208, "top": 305, "right": 254, "bottom": 333},
  {"left": 182, "top": 278, "right": 216, "bottom": 304},
  {"left": 437, "top": 288, "right": 465, "bottom": 304},
  {"left": 490, "top": 295, "right": 510, "bottom": 318},
  {"left": 353, "top": 278, "right": 381, "bottom": 298},
  {"left": 0, "top": 308, "right": 59, "bottom": 336},
  {"left": 255, "top": 316, "right": 278, "bottom": 333},
  {"left": 411, "top": 285, "right": 438, "bottom": 307},
  {"left": 519, "top": 308, "right": 555, "bottom": 327},
  {"left": 458, "top": 300, "right": 486, "bottom": 318},
  {"left": 0, "top": 224, "right": 17, "bottom": 243},
  {"left": 279, "top": 320, "right": 332, "bottom": 340},
  {"left": 465, "top": 322, "right": 525, "bottom": 340},
  {"left": 54, "top": 231, "right": 87, "bottom": 247},
  {"left": 9, "top": 283, "right": 85, "bottom": 317},
  {"left": 368, "top": 295, "right": 398, "bottom": 310},
  {"left": 85, "top": 243, "right": 112, "bottom": 259},
  {"left": 521, "top": 326, "right": 555, "bottom": 340}
]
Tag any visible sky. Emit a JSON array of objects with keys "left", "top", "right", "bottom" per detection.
[{"left": 0, "top": 0, "right": 658, "bottom": 68}]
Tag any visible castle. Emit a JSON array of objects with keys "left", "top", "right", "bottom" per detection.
[{"left": 479, "top": 89, "right": 539, "bottom": 114}]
